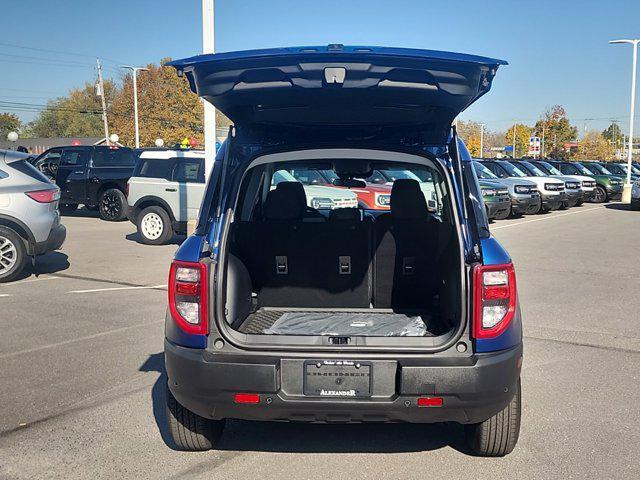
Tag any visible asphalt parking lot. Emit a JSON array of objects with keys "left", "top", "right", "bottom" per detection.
[{"left": 1, "top": 204, "right": 639, "bottom": 479}]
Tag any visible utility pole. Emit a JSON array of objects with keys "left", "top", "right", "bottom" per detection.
[
  {"left": 610, "top": 38, "right": 639, "bottom": 203},
  {"left": 512, "top": 124, "right": 517, "bottom": 158},
  {"left": 479, "top": 123, "right": 485, "bottom": 159},
  {"left": 120, "top": 66, "right": 148, "bottom": 148},
  {"left": 541, "top": 125, "right": 546, "bottom": 158},
  {"left": 96, "top": 58, "right": 110, "bottom": 145},
  {"left": 202, "top": 0, "right": 216, "bottom": 178}
]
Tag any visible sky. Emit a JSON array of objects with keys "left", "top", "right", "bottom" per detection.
[{"left": 2, "top": 0, "right": 640, "bottom": 136}]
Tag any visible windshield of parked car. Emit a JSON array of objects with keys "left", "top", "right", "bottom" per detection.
[
  {"left": 472, "top": 161, "right": 499, "bottom": 179},
  {"left": 518, "top": 161, "right": 547, "bottom": 177},
  {"left": 271, "top": 169, "right": 299, "bottom": 185},
  {"left": 498, "top": 161, "right": 527, "bottom": 177},
  {"left": 582, "top": 162, "right": 612, "bottom": 175},
  {"left": 537, "top": 161, "right": 563, "bottom": 175},
  {"left": 573, "top": 163, "right": 595, "bottom": 176}
]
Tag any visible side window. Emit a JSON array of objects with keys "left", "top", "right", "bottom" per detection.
[
  {"left": 92, "top": 148, "right": 135, "bottom": 167},
  {"left": 172, "top": 159, "right": 205, "bottom": 183},
  {"left": 41, "top": 149, "right": 63, "bottom": 164},
  {"left": 563, "top": 164, "right": 578, "bottom": 175},
  {"left": 289, "top": 169, "right": 325, "bottom": 185},
  {"left": 489, "top": 164, "right": 506, "bottom": 178},
  {"left": 0, "top": 168, "right": 7, "bottom": 180},
  {"left": 60, "top": 149, "right": 88, "bottom": 166},
  {"left": 366, "top": 170, "right": 387, "bottom": 185}
]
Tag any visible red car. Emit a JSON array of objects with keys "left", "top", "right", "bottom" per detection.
[{"left": 289, "top": 168, "right": 392, "bottom": 210}]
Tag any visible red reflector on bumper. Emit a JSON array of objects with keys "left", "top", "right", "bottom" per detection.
[
  {"left": 417, "top": 397, "right": 443, "bottom": 408},
  {"left": 234, "top": 393, "right": 260, "bottom": 404}
]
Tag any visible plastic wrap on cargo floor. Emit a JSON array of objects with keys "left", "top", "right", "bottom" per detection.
[{"left": 263, "top": 312, "right": 429, "bottom": 336}]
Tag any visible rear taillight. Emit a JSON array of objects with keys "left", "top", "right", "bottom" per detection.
[
  {"left": 25, "top": 188, "right": 60, "bottom": 203},
  {"left": 168, "top": 260, "right": 208, "bottom": 335},
  {"left": 473, "top": 263, "right": 517, "bottom": 339}
]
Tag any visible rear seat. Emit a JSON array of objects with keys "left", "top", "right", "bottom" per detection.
[
  {"left": 232, "top": 179, "right": 442, "bottom": 312},
  {"left": 373, "top": 179, "right": 440, "bottom": 310}
]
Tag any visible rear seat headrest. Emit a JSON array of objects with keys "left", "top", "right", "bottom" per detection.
[
  {"left": 328, "top": 208, "right": 362, "bottom": 222},
  {"left": 390, "top": 179, "right": 429, "bottom": 220},
  {"left": 264, "top": 182, "right": 307, "bottom": 220}
]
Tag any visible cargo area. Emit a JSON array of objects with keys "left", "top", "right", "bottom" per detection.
[{"left": 219, "top": 153, "right": 463, "bottom": 341}]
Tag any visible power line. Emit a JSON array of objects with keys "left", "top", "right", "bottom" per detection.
[
  {"left": 0, "top": 41, "right": 127, "bottom": 66},
  {"left": 0, "top": 52, "right": 92, "bottom": 67}
]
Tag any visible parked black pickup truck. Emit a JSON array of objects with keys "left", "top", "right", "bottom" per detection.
[{"left": 31, "top": 145, "right": 136, "bottom": 221}]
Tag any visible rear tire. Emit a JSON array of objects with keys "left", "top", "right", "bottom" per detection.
[
  {"left": 59, "top": 203, "right": 78, "bottom": 215},
  {"left": 98, "top": 188, "right": 127, "bottom": 221},
  {"left": 0, "top": 226, "right": 27, "bottom": 283},
  {"left": 137, "top": 206, "right": 173, "bottom": 245},
  {"left": 465, "top": 378, "right": 521, "bottom": 457},
  {"left": 166, "top": 386, "right": 225, "bottom": 451}
]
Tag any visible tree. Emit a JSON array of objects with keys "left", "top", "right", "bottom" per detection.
[
  {"left": 602, "top": 122, "right": 623, "bottom": 154},
  {"left": 504, "top": 124, "right": 532, "bottom": 158},
  {"left": 108, "top": 59, "right": 232, "bottom": 147},
  {"left": 0, "top": 113, "right": 22, "bottom": 138},
  {"left": 456, "top": 120, "right": 482, "bottom": 156},
  {"left": 28, "top": 81, "right": 117, "bottom": 138},
  {"left": 533, "top": 105, "right": 577, "bottom": 159},
  {"left": 575, "top": 131, "right": 614, "bottom": 160}
]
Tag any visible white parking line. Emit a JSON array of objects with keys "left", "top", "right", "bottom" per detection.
[
  {"left": 0, "top": 320, "right": 163, "bottom": 360},
  {"left": 0, "top": 294, "right": 13, "bottom": 297},
  {"left": 0, "top": 276, "right": 60, "bottom": 286},
  {"left": 492, "top": 205, "right": 604, "bottom": 230},
  {"left": 67, "top": 284, "right": 167, "bottom": 294}
]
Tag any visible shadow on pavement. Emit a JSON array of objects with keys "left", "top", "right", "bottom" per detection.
[
  {"left": 604, "top": 203, "right": 632, "bottom": 211},
  {"left": 142, "top": 351, "right": 472, "bottom": 455},
  {"left": 13, "top": 251, "right": 70, "bottom": 281},
  {"left": 125, "top": 232, "right": 185, "bottom": 246},
  {"left": 140, "top": 352, "right": 179, "bottom": 450}
]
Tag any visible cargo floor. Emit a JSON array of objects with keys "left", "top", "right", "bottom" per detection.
[{"left": 237, "top": 308, "right": 446, "bottom": 337}]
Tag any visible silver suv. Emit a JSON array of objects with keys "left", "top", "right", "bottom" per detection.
[
  {"left": 0, "top": 150, "right": 66, "bottom": 282},
  {"left": 126, "top": 149, "right": 207, "bottom": 245}
]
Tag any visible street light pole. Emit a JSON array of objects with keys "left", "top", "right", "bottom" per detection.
[
  {"left": 479, "top": 123, "right": 485, "bottom": 159},
  {"left": 202, "top": 0, "right": 216, "bottom": 179},
  {"left": 610, "top": 39, "right": 639, "bottom": 203},
  {"left": 120, "top": 66, "right": 148, "bottom": 148}
]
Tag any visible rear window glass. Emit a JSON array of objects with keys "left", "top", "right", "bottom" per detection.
[
  {"left": 92, "top": 147, "right": 136, "bottom": 167},
  {"left": 0, "top": 169, "right": 7, "bottom": 180},
  {"left": 11, "top": 160, "right": 53, "bottom": 183},
  {"left": 237, "top": 161, "right": 448, "bottom": 221},
  {"left": 173, "top": 160, "right": 205, "bottom": 183},
  {"left": 134, "top": 159, "right": 174, "bottom": 180}
]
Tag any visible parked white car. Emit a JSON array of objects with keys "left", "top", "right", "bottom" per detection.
[
  {"left": 532, "top": 160, "right": 596, "bottom": 205},
  {"left": 126, "top": 149, "right": 207, "bottom": 245},
  {"left": 272, "top": 170, "right": 358, "bottom": 209}
]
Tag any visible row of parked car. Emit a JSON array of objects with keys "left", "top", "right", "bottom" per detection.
[{"left": 475, "top": 158, "right": 638, "bottom": 221}]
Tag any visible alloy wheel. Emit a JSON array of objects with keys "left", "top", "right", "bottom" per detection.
[
  {"left": 0, "top": 235, "right": 18, "bottom": 274},
  {"left": 100, "top": 192, "right": 122, "bottom": 220}
]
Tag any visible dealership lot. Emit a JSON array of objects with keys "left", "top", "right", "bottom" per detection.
[{"left": 1, "top": 205, "right": 639, "bottom": 479}]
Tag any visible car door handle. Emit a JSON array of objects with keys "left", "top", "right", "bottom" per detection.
[
  {"left": 165, "top": 188, "right": 177, "bottom": 192},
  {"left": 74, "top": 170, "right": 84, "bottom": 175}
]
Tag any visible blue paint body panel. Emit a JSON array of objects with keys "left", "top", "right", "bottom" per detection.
[{"left": 174, "top": 234, "right": 204, "bottom": 262}]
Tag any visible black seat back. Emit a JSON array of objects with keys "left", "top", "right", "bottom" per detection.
[{"left": 374, "top": 179, "right": 439, "bottom": 310}]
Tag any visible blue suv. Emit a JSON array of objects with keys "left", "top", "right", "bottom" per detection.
[{"left": 163, "top": 45, "right": 522, "bottom": 456}]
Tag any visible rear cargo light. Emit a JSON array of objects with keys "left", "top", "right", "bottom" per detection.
[
  {"left": 417, "top": 397, "right": 443, "bottom": 407},
  {"left": 168, "top": 260, "right": 208, "bottom": 335},
  {"left": 473, "top": 263, "right": 517, "bottom": 339},
  {"left": 25, "top": 188, "right": 60, "bottom": 203},
  {"left": 234, "top": 393, "right": 260, "bottom": 404}
]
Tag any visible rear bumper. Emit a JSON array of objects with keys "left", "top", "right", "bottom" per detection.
[
  {"left": 32, "top": 224, "right": 66, "bottom": 255},
  {"left": 165, "top": 341, "right": 523, "bottom": 425}
]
